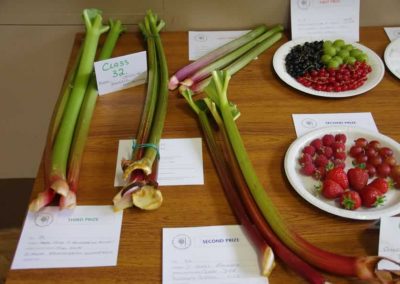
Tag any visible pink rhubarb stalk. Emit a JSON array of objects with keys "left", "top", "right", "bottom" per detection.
[
  {"left": 168, "top": 25, "right": 268, "bottom": 90},
  {"left": 180, "top": 25, "right": 283, "bottom": 89}
]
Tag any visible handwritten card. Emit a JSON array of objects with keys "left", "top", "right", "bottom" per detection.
[
  {"left": 114, "top": 138, "right": 204, "bottom": 187},
  {"left": 291, "top": 0, "right": 360, "bottom": 42},
  {"left": 189, "top": 31, "right": 249, "bottom": 61},
  {"left": 378, "top": 217, "right": 400, "bottom": 270},
  {"left": 292, "top": 112, "right": 378, "bottom": 137},
  {"left": 11, "top": 206, "right": 123, "bottom": 269},
  {"left": 94, "top": 51, "right": 147, "bottom": 95},
  {"left": 162, "top": 225, "right": 268, "bottom": 284},
  {"left": 384, "top": 27, "right": 400, "bottom": 41}
]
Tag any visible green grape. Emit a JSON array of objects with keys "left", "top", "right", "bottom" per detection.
[
  {"left": 321, "top": 54, "right": 332, "bottom": 64},
  {"left": 350, "top": 49, "right": 362, "bottom": 57},
  {"left": 332, "top": 56, "right": 343, "bottom": 64},
  {"left": 344, "top": 56, "right": 356, "bottom": 65},
  {"left": 324, "top": 46, "right": 336, "bottom": 56},
  {"left": 323, "top": 40, "right": 333, "bottom": 48},
  {"left": 338, "top": 50, "right": 350, "bottom": 59},
  {"left": 333, "top": 39, "right": 345, "bottom": 48},
  {"left": 356, "top": 53, "right": 368, "bottom": 62},
  {"left": 343, "top": 44, "right": 354, "bottom": 51},
  {"left": 327, "top": 59, "right": 340, "bottom": 69}
]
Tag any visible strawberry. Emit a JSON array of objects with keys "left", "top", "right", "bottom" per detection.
[
  {"left": 347, "top": 167, "right": 369, "bottom": 191},
  {"left": 322, "top": 179, "right": 344, "bottom": 199},
  {"left": 335, "top": 133, "right": 347, "bottom": 143},
  {"left": 368, "top": 178, "right": 389, "bottom": 194},
  {"left": 339, "top": 191, "right": 361, "bottom": 210},
  {"left": 301, "top": 162, "right": 315, "bottom": 176},
  {"left": 322, "top": 134, "right": 335, "bottom": 147},
  {"left": 326, "top": 167, "right": 349, "bottom": 189},
  {"left": 360, "top": 185, "right": 385, "bottom": 208}
]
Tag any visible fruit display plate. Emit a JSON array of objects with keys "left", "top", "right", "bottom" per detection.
[
  {"left": 384, "top": 37, "right": 400, "bottom": 79},
  {"left": 284, "top": 126, "right": 400, "bottom": 220},
  {"left": 273, "top": 39, "right": 385, "bottom": 98}
]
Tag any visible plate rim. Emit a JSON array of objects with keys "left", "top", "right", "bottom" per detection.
[
  {"left": 273, "top": 39, "right": 385, "bottom": 98},
  {"left": 284, "top": 126, "right": 400, "bottom": 220},
  {"left": 384, "top": 37, "right": 400, "bottom": 79}
]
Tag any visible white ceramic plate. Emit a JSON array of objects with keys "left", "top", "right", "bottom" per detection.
[
  {"left": 384, "top": 37, "right": 400, "bottom": 79},
  {"left": 284, "top": 126, "right": 400, "bottom": 220},
  {"left": 273, "top": 39, "right": 385, "bottom": 98}
]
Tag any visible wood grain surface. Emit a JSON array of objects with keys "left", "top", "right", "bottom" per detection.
[{"left": 6, "top": 27, "right": 400, "bottom": 284}]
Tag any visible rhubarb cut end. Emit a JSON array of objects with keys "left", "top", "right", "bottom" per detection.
[
  {"left": 123, "top": 158, "right": 152, "bottom": 180},
  {"left": 132, "top": 185, "right": 163, "bottom": 210},
  {"left": 28, "top": 190, "right": 56, "bottom": 212},
  {"left": 59, "top": 191, "right": 77, "bottom": 210},
  {"left": 113, "top": 191, "right": 134, "bottom": 211},
  {"left": 260, "top": 246, "right": 275, "bottom": 277},
  {"left": 168, "top": 76, "right": 179, "bottom": 90},
  {"left": 50, "top": 179, "right": 70, "bottom": 197},
  {"left": 180, "top": 78, "right": 193, "bottom": 88}
]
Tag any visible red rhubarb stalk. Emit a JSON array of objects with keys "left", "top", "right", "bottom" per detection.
[
  {"left": 181, "top": 90, "right": 275, "bottom": 276},
  {"left": 205, "top": 70, "right": 400, "bottom": 281}
]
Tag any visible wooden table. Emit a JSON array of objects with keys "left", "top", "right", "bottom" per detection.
[{"left": 6, "top": 27, "right": 400, "bottom": 284}]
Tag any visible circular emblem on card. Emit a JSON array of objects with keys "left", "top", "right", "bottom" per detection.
[
  {"left": 172, "top": 234, "right": 191, "bottom": 249},
  {"left": 34, "top": 212, "right": 54, "bottom": 227},
  {"left": 297, "top": 0, "right": 311, "bottom": 9},
  {"left": 194, "top": 34, "right": 207, "bottom": 42},
  {"left": 301, "top": 118, "right": 318, "bottom": 129}
]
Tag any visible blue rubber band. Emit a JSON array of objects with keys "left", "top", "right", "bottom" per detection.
[{"left": 132, "top": 139, "right": 160, "bottom": 159}]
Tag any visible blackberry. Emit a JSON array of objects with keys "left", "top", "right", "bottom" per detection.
[{"left": 285, "top": 41, "right": 323, "bottom": 78}]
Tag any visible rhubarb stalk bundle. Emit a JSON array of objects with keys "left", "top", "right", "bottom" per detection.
[
  {"left": 182, "top": 70, "right": 400, "bottom": 283},
  {"left": 169, "top": 24, "right": 283, "bottom": 95},
  {"left": 113, "top": 10, "right": 169, "bottom": 211},
  {"left": 29, "top": 10, "right": 124, "bottom": 211}
]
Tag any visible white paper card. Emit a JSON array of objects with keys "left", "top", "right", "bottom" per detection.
[
  {"left": 189, "top": 31, "right": 249, "bottom": 61},
  {"left": 292, "top": 112, "right": 378, "bottom": 137},
  {"left": 378, "top": 217, "right": 400, "bottom": 270},
  {"left": 11, "top": 206, "right": 123, "bottom": 269},
  {"left": 290, "top": 0, "right": 360, "bottom": 42},
  {"left": 162, "top": 225, "right": 268, "bottom": 284},
  {"left": 384, "top": 27, "right": 400, "bottom": 41},
  {"left": 94, "top": 51, "right": 147, "bottom": 95},
  {"left": 114, "top": 138, "right": 204, "bottom": 186}
]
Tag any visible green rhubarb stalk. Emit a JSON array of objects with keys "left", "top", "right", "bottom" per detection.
[
  {"left": 114, "top": 11, "right": 167, "bottom": 211},
  {"left": 121, "top": 15, "right": 160, "bottom": 183},
  {"left": 181, "top": 90, "right": 275, "bottom": 277},
  {"left": 201, "top": 98, "right": 327, "bottom": 283},
  {"left": 205, "top": 70, "right": 400, "bottom": 281},
  {"left": 114, "top": 15, "right": 160, "bottom": 210},
  {"left": 60, "top": 19, "right": 125, "bottom": 209},
  {"left": 29, "top": 48, "right": 83, "bottom": 212},
  {"left": 168, "top": 25, "right": 268, "bottom": 90},
  {"left": 124, "top": 11, "right": 168, "bottom": 177},
  {"left": 49, "top": 9, "right": 109, "bottom": 197},
  {"left": 180, "top": 25, "right": 283, "bottom": 88},
  {"left": 189, "top": 32, "right": 283, "bottom": 94}
]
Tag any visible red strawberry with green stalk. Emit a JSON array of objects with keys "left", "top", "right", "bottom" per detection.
[
  {"left": 339, "top": 191, "right": 361, "bottom": 210},
  {"left": 360, "top": 185, "right": 385, "bottom": 208},
  {"left": 347, "top": 167, "right": 369, "bottom": 192}
]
